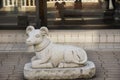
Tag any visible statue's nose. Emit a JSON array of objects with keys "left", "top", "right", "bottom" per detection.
[{"left": 26, "top": 39, "right": 31, "bottom": 42}]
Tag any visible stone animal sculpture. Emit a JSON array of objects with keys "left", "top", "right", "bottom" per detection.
[{"left": 26, "top": 26, "right": 87, "bottom": 68}]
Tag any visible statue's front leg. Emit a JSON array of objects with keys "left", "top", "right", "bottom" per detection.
[
  {"left": 58, "top": 63, "right": 81, "bottom": 68},
  {"left": 32, "top": 56, "right": 50, "bottom": 68},
  {"left": 32, "top": 59, "right": 53, "bottom": 68},
  {"left": 31, "top": 56, "right": 37, "bottom": 61},
  {"left": 32, "top": 62, "right": 53, "bottom": 68},
  {"left": 32, "top": 59, "right": 43, "bottom": 66}
]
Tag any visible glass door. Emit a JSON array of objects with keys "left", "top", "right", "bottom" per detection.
[
  {"left": 47, "top": 0, "right": 120, "bottom": 29},
  {"left": 0, "top": 0, "right": 36, "bottom": 29},
  {"left": 0, "top": 0, "right": 120, "bottom": 29}
]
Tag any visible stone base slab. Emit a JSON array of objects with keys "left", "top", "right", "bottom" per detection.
[{"left": 24, "top": 61, "right": 96, "bottom": 80}]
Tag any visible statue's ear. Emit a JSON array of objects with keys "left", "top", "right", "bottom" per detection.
[
  {"left": 26, "top": 26, "right": 35, "bottom": 34},
  {"left": 40, "top": 27, "right": 48, "bottom": 36}
]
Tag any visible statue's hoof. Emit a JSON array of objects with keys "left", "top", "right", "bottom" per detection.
[{"left": 24, "top": 61, "right": 96, "bottom": 80}]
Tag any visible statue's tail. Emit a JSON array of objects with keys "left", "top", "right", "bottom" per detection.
[{"left": 73, "top": 48, "right": 87, "bottom": 64}]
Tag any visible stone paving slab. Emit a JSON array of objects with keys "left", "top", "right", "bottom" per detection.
[{"left": 0, "top": 51, "right": 120, "bottom": 80}]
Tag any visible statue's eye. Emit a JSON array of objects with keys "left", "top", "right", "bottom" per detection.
[{"left": 35, "top": 34, "right": 40, "bottom": 38}]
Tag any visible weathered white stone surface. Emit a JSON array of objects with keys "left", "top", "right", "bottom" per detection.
[
  {"left": 24, "top": 26, "right": 96, "bottom": 80},
  {"left": 26, "top": 26, "right": 87, "bottom": 68},
  {"left": 24, "top": 61, "right": 96, "bottom": 80}
]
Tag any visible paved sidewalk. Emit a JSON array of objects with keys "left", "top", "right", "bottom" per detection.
[{"left": 0, "top": 49, "right": 120, "bottom": 80}]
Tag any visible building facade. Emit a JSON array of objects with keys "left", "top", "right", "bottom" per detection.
[
  {"left": 3, "top": 0, "right": 35, "bottom": 7},
  {"left": 0, "top": 0, "right": 120, "bottom": 30},
  {"left": 1, "top": 0, "right": 99, "bottom": 11},
  {"left": 2, "top": 0, "right": 99, "bottom": 7}
]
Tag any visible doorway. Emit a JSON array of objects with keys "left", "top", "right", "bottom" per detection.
[
  {"left": 47, "top": 0, "right": 108, "bottom": 29},
  {"left": 0, "top": 0, "right": 3, "bottom": 8}
]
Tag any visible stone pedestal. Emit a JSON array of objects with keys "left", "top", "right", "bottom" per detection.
[{"left": 24, "top": 61, "right": 96, "bottom": 80}]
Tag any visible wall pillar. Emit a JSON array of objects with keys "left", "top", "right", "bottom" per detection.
[
  {"left": 7, "top": 0, "right": 9, "bottom": 6},
  {"left": 35, "top": 0, "right": 47, "bottom": 28},
  {"left": 28, "top": 0, "right": 31, "bottom": 6},
  {"left": 3, "top": 0, "right": 6, "bottom": 7},
  {"left": 33, "top": 0, "right": 35, "bottom": 6},
  {"left": 16, "top": 0, "right": 18, "bottom": 6},
  {"left": 12, "top": 0, "right": 14, "bottom": 6},
  {"left": 24, "top": 0, "right": 26, "bottom": 6}
]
